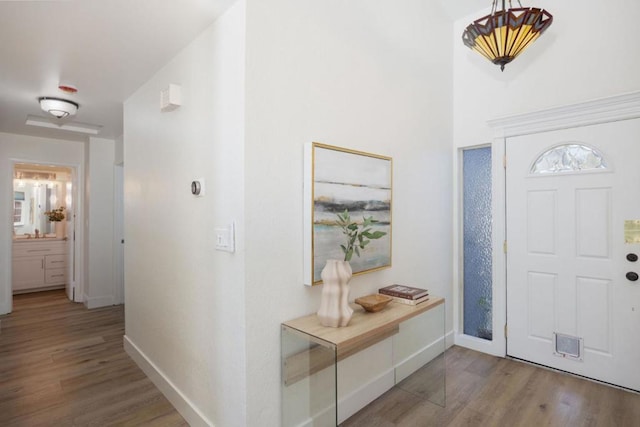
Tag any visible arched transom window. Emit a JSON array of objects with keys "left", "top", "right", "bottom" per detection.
[{"left": 530, "top": 143, "right": 608, "bottom": 174}]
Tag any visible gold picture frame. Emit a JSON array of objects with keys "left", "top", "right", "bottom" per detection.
[{"left": 303, "top": 142, "right": 392, "bottom": 286}]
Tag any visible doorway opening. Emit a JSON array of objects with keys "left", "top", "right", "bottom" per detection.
[{"left": 11, "top": 162, "right": 79, "bottom": 303}]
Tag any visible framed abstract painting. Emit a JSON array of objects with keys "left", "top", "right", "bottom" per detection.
[{"left": 303, "top": 142, "right": 392, "bottom": 286}]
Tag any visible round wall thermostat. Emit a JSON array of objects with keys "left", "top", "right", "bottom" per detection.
[{"left": 191, "top": 180, "right": 202, "bottom": 196}]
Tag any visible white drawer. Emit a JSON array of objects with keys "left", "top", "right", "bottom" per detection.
[
  {"left": 45, "top": 254, "right": 67, "bottom": 269},
  {"left": 45, "top": 268, "right": 67, "bottom": 284},
  {"left": 13, "top": 241, "right": 66, "bottom": 257}
]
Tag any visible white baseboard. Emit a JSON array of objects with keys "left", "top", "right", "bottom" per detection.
[
  {"left": 301, "top": 330, "right": 455, "bottom": 426},
  {"left": 338, "top": 369, "right": 395, "bottom": 424},
  {"left": 293, "top": 370, "right": 395, "bottom": 427},
  {"left": 84, "top": 294, "right": 115, "bottom": 309},
  {"left": 296, "top": 406, "right": 335, "bottom": 427},
  {"left": 446, "top": 330, "right": 455, "bottom": 349},
  {"left": 339, "top": 331, "right": 454, "bottom": 422},
  {"left": 395, "top": 335, "right": 446, "bottom": 384},
  {"left": 123, "top": 335, "right": 213, "bottom": 427},
  {"left": 454, "top": 332, "right": 504, "bottom": 357}
]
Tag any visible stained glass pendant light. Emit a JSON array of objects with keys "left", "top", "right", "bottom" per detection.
[{"left": 462, "top": 0, "right": 553, "bottom": 71}]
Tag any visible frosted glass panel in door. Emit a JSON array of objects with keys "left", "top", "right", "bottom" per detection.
[{"left": 462, "top": 146, "right": 493, "bottom": 340}]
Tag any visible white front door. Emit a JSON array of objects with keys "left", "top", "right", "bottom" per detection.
[{"left": 506, "top": 118, "right": 640, "bottom": 391}]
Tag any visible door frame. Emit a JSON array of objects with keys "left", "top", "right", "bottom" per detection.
[
  {"left": 113, "top": 163, "right": 124, "bottom": 305},
  {"left": 454, "top": 90, "right": 640, "bottom": 357},
  {"left": 6, "top": 158, "right": 85, "bottom": 309}
]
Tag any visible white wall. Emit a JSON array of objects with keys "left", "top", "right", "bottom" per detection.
[
  {"left": 124, "top": 1, "right": 453, "bottom": 424},
  {"left": 84, "top": 137, "right": 116, "bottom": 308},
  {"left": 114, "top": 134, "right": 124, "bottom": 165},
  {"left": 244, "top": 1, "right": 453, "bottom": 424},
  {"left": 123, "top": 1, "right": 246, "bottom": 425},
  {"left": 0, "top": 132, "right": 84, "bottom": 314},
  {"left": 453, "top": 0, "right": 640, "bottom": 147}
]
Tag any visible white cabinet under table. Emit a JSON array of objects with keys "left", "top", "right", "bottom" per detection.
[
  {"left": 281, "top": 296, "right": 445, "bottom": 426},
  {"left": 12, "top": 239, "right": 68, "bottom": 293}
]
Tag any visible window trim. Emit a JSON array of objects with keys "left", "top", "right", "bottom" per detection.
[
  {"left": 530, "top": 143, "right": 608, "bottom": 175},
  {"left": 13, "top": 199, "right": 24, "bottom": 226}
]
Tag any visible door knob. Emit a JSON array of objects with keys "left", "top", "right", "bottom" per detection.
[
  {"left": 627, "top": 253, "right": 638, "bottom": 262},
  {"left": 626, "top": 272, "right": 639, "bottom": 282}
]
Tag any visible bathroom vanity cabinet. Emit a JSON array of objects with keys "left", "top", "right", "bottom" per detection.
[{"left": 12, "top": 239, "right": 68, "bottom": 293}]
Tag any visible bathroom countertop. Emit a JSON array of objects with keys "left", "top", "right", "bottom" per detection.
[{"left": 13, "top": 237, "right": 66, "bottom": 243}]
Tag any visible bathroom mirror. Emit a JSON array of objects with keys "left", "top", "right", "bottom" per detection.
[
  {"left": 13, "top": 180, "right": 56, "bottom": 235},
  {"left": 13, "top": 179, "right": 65, "bottom": 237}
]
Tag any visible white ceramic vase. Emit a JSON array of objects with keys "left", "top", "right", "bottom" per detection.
[{"left": 317, "top": 259, "right": 353, "bottom": 327}]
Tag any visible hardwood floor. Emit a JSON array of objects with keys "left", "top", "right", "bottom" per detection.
[
  {"left": 4, "top": 291, "right": 640, "bottom": 426},
  {"left": 0, "top": 290, "right": 186, "bottom": 427},
  {"left": 343, "top": 345, "right": 640, "bottom": 427}
]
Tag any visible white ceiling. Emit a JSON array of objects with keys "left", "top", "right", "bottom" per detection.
[
  {"left": 0, "top": 0, "right": 236, "bottom": 141},
  {"left": 0, "top": 0, "right": 482, "bottom": 142}
]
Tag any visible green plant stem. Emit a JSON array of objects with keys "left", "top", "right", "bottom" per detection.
[{"left": 336, "top": 209, "right": 386, "bottom": 262}]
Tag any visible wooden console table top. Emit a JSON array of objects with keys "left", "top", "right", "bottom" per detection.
[{"left": 282, "top": 296, "right": 444, "bottom": 359}]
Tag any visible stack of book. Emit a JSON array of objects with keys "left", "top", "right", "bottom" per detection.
[{"left": 378, "top": 284, "right": 429, "bottom": 306}]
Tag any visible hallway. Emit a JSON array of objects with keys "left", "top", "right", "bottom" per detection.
[{"left": 0, "top": 290, "right": 185, "bottom": 426}]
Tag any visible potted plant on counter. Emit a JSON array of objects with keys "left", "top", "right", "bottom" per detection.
[{"left": 45, "top": 206, "right": 66, "bottom": 238}]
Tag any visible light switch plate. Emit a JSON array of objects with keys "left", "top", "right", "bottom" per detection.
[{"left": 215, "top": 222, "right": 235, "bottom": 253}]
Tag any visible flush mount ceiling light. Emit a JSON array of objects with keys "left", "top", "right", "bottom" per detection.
[
  {"left": 462, "top": 0, "right": 553, "bottom": 71},
  {"left": 38, "top": 97, "right": 79, "bottom": 119}
]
